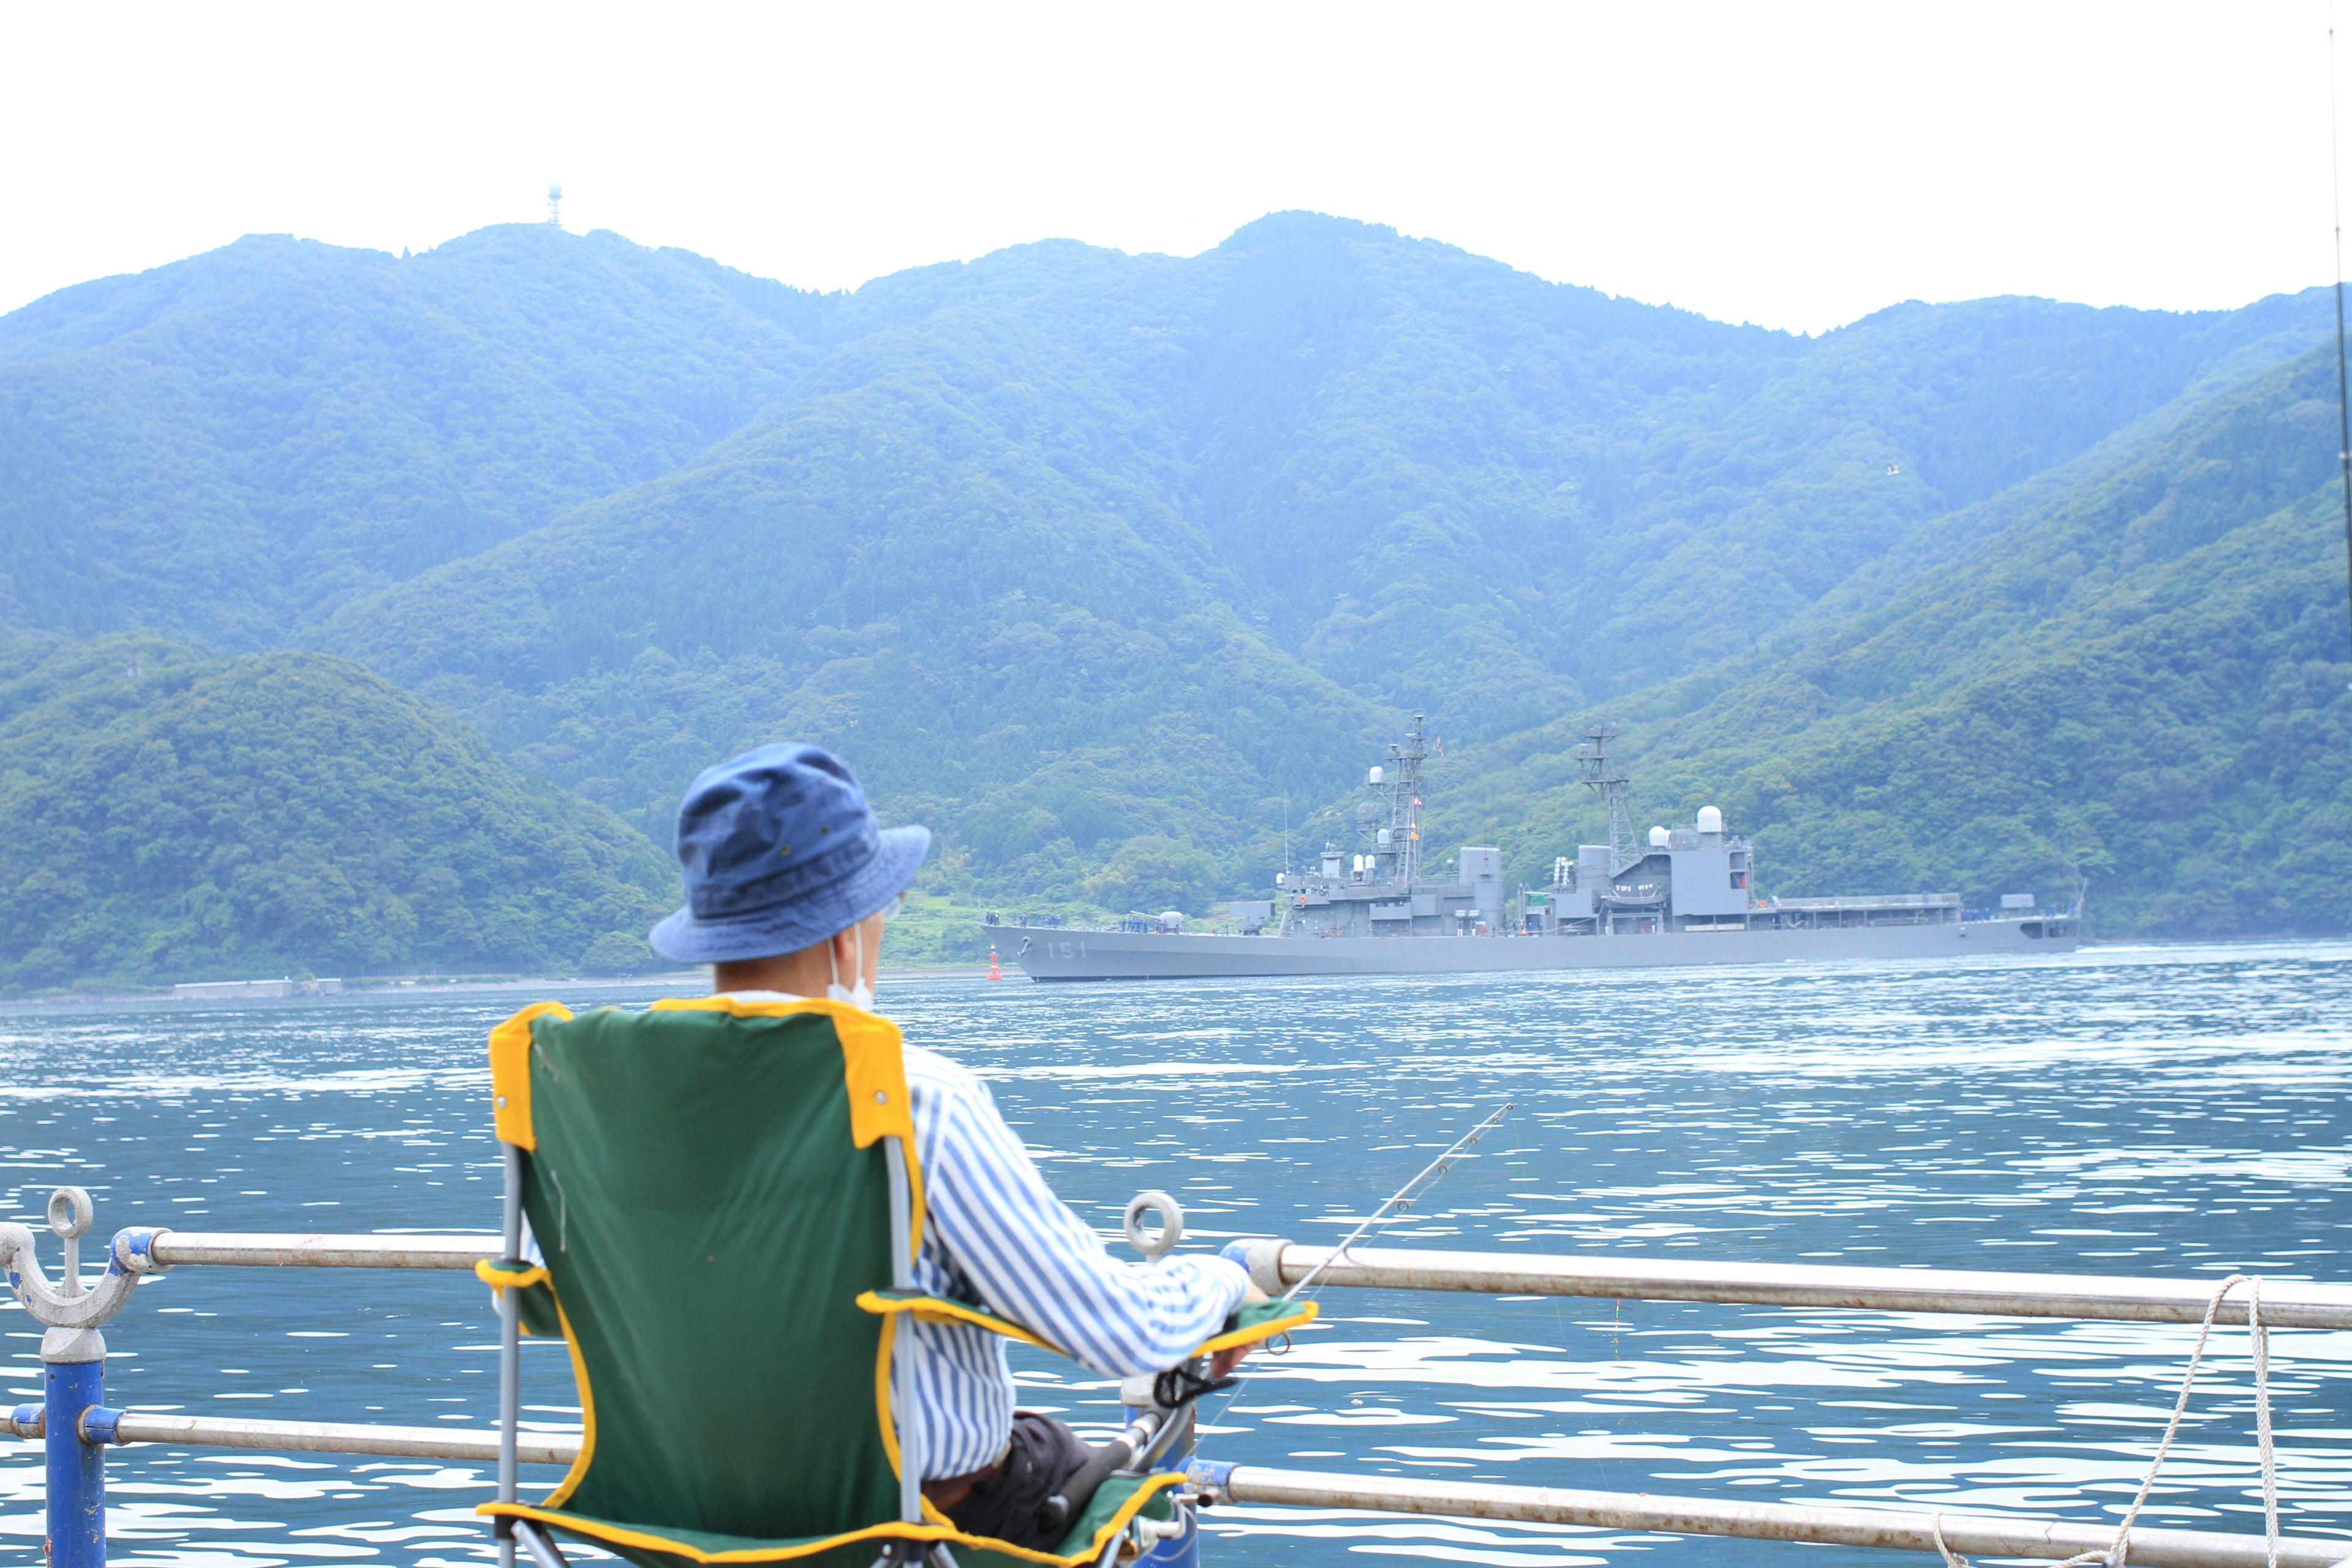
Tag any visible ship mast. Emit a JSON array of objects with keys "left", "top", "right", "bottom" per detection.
[
  {"left": 1365, "top": 715, "right": 1432, "bottom": 886},
  {"left": 1575, "top": 723, "right": 1634, "bottom": 873}
]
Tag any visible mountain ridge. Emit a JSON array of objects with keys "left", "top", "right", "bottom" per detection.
[{"left": 2, "top": 213, "right": 2345, "bottom": 957}]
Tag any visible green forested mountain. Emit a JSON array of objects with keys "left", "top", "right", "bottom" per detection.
[
  {"left": 0, "top": 226, "right": 1127, "bottom": 648},
  {"left": 308, "top": 219, "right": 2331, "bottom": 873},
  {"left": 0, "top": 635, "right": 673, "bottom": 987},
  {"left": 1438, "top": 347, "right": 2352, "bottom": 935},
  {"left": 0, "top": 213, "right": 2345, "bottom": 974}
]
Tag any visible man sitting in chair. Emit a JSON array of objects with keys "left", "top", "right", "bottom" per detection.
[{"left": 645, "top": 743, "right": 1265, "bottom": 1551}]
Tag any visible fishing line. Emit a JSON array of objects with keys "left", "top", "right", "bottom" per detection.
[{"left": 1194, "top": 1101, "right": 1513, "bottom": 1441}]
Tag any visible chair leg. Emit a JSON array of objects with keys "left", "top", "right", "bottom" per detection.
[
  {"left": 511, "top": 1520, "right": 570, "bottom": 1568},
  {"left": 497, "top": 1143, "right": 525, "bottom": 1568},
  {"left": 870, "top": 1540, "right": 936, "bottom": 1568},
  {"left": 883, "top": 1137, "right": 926, "bottom": 1526}
]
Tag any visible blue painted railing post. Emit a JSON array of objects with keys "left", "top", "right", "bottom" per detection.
[
  {"left": 43, "top": 1327, "right": 105, "bottom": 1568},
  {"left": 1145, "top": 1391, "right": 1202, "bottom": 1568},
  {"left": 1140, "top": 1483, "right": 1200, "bottom": 1568},
  {"left": 1, "top": 1189, "right": 165, "bottom": 1568}
]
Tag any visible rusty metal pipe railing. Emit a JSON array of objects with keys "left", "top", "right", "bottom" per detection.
[
  {"left": 21, "top": 1182, "right": 2341, "bottom": 1568},
  {"left": 148, "top": 1232, "right": 496, "bottom": 1269},
  {"left": 151, "top": 1232, "right": 2352, "bottom": 1333},
  {"left": 1200, "top": 1465, "right": 2352, "bottom": 1568},
  {"left": 9, "top": 1405, "right": 2338, "bottom": 1568},
  {"left": 2, "top": 1409, "right": 578, "bottom": 1466},
  {"left": 1235, "top": 1242, "right": 2352, "bottom": 1330}
]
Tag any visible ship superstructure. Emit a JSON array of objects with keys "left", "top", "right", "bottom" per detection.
[{"left": 998, "top": 718, "right": 2081, "bottom": 979}]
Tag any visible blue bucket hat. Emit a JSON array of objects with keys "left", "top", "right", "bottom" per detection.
[{"left": 648, "top": 743, "right": 931, "bottom": 965}]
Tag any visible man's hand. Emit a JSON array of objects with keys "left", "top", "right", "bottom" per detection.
[{"left": 1208, "top": 1282, "right": 1271, "bottom": 1379}]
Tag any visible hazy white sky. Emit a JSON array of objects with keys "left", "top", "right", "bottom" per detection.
[{"left": 2, "top": 2, "right": 2342, "bottom": 334}]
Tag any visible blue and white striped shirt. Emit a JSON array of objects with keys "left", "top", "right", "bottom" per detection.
[{"left": 893, "top": 1038, "right": 1251, "bottom": 1475}]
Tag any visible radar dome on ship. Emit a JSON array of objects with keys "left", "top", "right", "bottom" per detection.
[
  {"left": 1649, "top": 825, "right": 1670, "bottom": 847},
  {"left": 1696, "top": 805, "right": 1724, "bottom": 833}
]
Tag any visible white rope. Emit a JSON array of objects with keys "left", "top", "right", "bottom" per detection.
[
  {"left": 1930, "top": 1510, "right": 1969, "bottom": 1567},
  {"left": 1926, "top": 1274, "right": 2278, "bottom": 1568},
  {"left": 2252, "top": 1275, "right": 2278, "bottom": 1568}
]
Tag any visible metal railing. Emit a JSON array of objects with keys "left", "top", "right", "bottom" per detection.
[
  {"left": 7, "top": 1200, "right": 2347, "bottom": 1566},
  {"left": 148, "top": 1231, "right": 492, "bottom": 1268},
  {"left": 1199, "top": 1466, "right": 2352, "bottom": 1568},
  {"left": 0, "top": 1402, "right": 2336, "bottom": 1568},
  {"left": 1235, "top": 1240, "right": 2352, "bottom": 1329},
  {"left": 1, "top": 1408, "right": 575, "bottom": 1464},
  {"left": 0, "top": 1411, "right": 2336, "bottom": 1568},
  {"left": 145, "top": 1228, "right": 2352, "bottom": 1327}
]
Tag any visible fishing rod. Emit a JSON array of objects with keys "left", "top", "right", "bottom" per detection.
[
  {"left": 1282, "top": 1100, "right": 1515, "bottom": 1301},
  {"left": 1179, "top": 1099, "right": 1518, "bottom": 1446}
]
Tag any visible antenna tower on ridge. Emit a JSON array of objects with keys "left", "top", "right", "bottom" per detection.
[{"left": 546, "top": 184, "right": 565, "bottom": 228}]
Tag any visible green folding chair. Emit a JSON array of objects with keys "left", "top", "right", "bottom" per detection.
[{"left": 473, "top": 995, "right": 1311, "bottom": 1568}]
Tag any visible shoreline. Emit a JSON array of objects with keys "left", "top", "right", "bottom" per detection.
[
  {"left": 0, "top": 965, "right": 1000, "bottom": 1009},
  {"left": 9, "top": 933, "right": 2351, "bottom": 1011}
]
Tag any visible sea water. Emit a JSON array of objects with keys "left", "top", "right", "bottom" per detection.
[{"left": 0, "top": 940, "right": 2347, "bottom": 1567}]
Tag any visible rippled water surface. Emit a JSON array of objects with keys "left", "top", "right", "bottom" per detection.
[{"left": 2, "top": 941, "right": 2349, "bottom": 1566}]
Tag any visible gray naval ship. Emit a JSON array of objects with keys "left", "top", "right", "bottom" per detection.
[{"left": 997, "top": 718, "right": 2082, "bottom": 980}]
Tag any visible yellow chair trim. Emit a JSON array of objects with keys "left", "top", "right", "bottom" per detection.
[
  {"left": 489, "top": 1001, "right": 574, "bottom": 1151},
  {"left": 864, "top": 1317, "right": 956, "bottom": 1526},
  {"left": 855, "top": 1291, "right": 1309, "bottom": 1360},
  {"left": 540, "top": 1295, "right": 598, "bottom": 1511},
  {"left": 478, "top": 1471, "right": 1186, "bottom": 1567},
  {"left": 1196, "top": 1298, "right": 1319, "bottom": 1356},
  {"left": 856, "top": 1291, "right": 1067, "bottom": 1357},
  {"left": 475, "top": 1260, "right": 550, "bottom": 1291},
  {"left": 649, "top": 995, "right": 925, "bottom": 1260},
  {"left": 873, "top": 1309, "right": 903, "bottom": 1480}
]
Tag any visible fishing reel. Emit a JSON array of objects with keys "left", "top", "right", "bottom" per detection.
[
  {"left": 1120, "top": 1191, "right": 1240, "bottom": 1405},
  {"left": 1122, "top": 1191, "right": 1184, "bottom": 1262},
  {"left": 1031, "top": 1193, "right": 1228, "bottom": 1553}
]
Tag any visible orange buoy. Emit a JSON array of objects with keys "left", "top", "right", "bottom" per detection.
[{"left": 987, "top": 946, "right": 1003, "bottom": 981}]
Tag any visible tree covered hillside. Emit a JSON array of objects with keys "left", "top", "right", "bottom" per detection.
[
  {"left": 0, "top": 226, "right": 1129, "bottom": 648},
  {"left": 3, "top": 214, "right": 2345, "bottom": 941},
  {"left": 0, "top": 635, "right": 675, "bottom": 989},
  {"left": 1442, "top": 347, "right": 2352, "bottom": 936},
  {"left": 304, "top": 217, "right": 2332, "bottom": 909},
  {"left": 314, "top": 315, "right": 1396, "bottom": 911}
]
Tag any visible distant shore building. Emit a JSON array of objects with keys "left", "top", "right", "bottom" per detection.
[{"left": 172, "top": 977, "right": 343, "bottom": 999}]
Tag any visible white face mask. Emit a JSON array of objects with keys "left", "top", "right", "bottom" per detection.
[{"left": 826, "top": 922, "right": 873, "bottom": 1012}]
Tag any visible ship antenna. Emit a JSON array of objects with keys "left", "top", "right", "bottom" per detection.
[
  {"left": 2331, "top": 9, "right": 2352, "bottom": 675},
  {"left": 1575, "top": 723, "right": 1634, "bottom": 873},
  {"left": 1397, "top": 714, "right": 1428, "bottom": 885}
]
